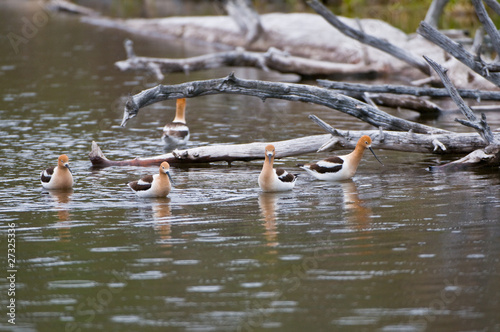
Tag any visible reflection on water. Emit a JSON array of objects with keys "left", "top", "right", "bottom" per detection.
[
  {"left": 341, "top": 180, "right": 372, "bottom": 228},
  {"left": 46, "top": 190, "right": 73, "bottom": 241},
  {"left": 0, "top": 2, "right": 500, "bottom": 332},
  {"left": 258, "top": 192, "right": 279, "bottom": 248}
]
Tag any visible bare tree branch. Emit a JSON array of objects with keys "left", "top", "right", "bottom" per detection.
[
  {"left": 424, "top": 55, "right": 499, "bottom": 145},
  {"left": 484, "top": 0, "right": 500, "bottom": 15},
  {"left": 120, "top": 73, "right": 449, "bottom": 135},
  {"left": 115, "top": 40, "right": 382, "bottom": 80},
  {"left": 472, "top": 0, "right": 500, "bottom": 57},
  {"left": 424, "top": 0, "right": 450, "bottom": 28},
  {"left": 417, "top": 21, "right": 500, "bottom": 86},
  {"left": 317, "top": 79, "right": 500, "bottom": 100},
  {"left": 222, "top": 0, "right": 264, "bottom": 45},
  {"left": 307, "top": 0, "right": 431, "bottom": 75}
]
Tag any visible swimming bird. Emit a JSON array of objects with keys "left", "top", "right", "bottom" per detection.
[
  {"left": 258, "top": 144, "right": 297, "bottom": 192},
  {"left": 162, "top": 98, "right": 190, "bottom": 146},
  {"left": 299, "top": 135, "right": 383, "bottom": 181},
  {"left": 40, "top": 154, "right": 74, "bottom": 190},
  {"left": 128, "top": 161, "right": 173, "bottom": 198}
]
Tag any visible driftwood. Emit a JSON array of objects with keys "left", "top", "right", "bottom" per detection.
[
  {"left": 120, "top": 73, "right": 448, "bottom": 136},
  {"left": 115, "top": 40, "right": 381, "bottom": 81},
  {"left": 424, "top": 56, "right": 500, "bottom": 170},
  {"left": 89, "top": 127, "right": 492, "bottom": 168},
  {"left": 424, "top": 0, "right": 450, "bottom": 28},
  {"left": 317, "top": 80, "right": 500, "bottom": 100},
  {"left": 417, "top": 21, "right": 500, "bottom": 87},
  {"left": 45, "top": 0, "right": 99, "bottom": 16},
  {"left": 471, "top": 0, "right": 500, "bottom": 58},
  {"left": 364, "top": 93, "right": 443, "bottom": 115},
  {"left": 85, "top": 73, "right": 500, "bottom": 169}
]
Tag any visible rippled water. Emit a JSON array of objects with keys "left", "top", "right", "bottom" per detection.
[{"left": 1, "top": 2, "right": 500, "bottom": 332}]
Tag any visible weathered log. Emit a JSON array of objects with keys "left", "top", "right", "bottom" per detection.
[
  {"left": 115, "top": 40, "right": 381, "bottom": 80},
  {"left": 317, "top": 80, "right": 500, "bottom": 100},
  {"left": 307, "top": 0, "right": 431, "bottom": 76},
  {"left": 120, "top": 73, "right": 449, "bottom": 136},
  {"left": 89, "top": 127, "right": 497, "bottom": 168},
  {"left": 89, "top": 135, "right": 330, "bottom": 167},
  {"left": 417, "top": 21, "right": 500, "bottom": 87}
]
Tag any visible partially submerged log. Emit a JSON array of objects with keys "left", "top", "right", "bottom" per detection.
[
  {"left": 89, "top": 128, "right": 493, "bottom": 168},
  {"left": 89, "top": 135, "right": 331, "bottom": 167}
]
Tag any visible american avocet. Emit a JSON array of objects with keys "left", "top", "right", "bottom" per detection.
[
  {"left": 162, "top": 98, "right": 190, "bottom": 146},
  {"left": 299, "top": 135, "right": 383, "bottom": 181},
  {"left": 40, "top": 154, "right": 74, "bottom": 190},
  {"left": 128, "top": 161, "right": 173, "bottom": 198},
  {"left": 258, "top": 144, "right": 297, "bottom": 192}
]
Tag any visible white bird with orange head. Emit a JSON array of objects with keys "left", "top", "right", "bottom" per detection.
[
  {"left": 40, "top": 154, "right": 74, "bottom": 190},
  {"left": 162, "top": 98, "right": 190, "bottom": 147},
  {"left": 258, "top": 144, "right": 297, "bottom": 192},
  {"left": 299, "top": 135, "right": 383, "bottom": 181},
  {"left": 128, "top": 162, "right": 173, "bottom": 198}
]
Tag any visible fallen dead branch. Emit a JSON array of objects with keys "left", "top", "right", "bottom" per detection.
[
  {"left": 115, "top": 40, "right": 381, "bottom": 81},
  {"left": 424, "top": 56, "right": 500, "bottom": 170},
  {"left": 317, "top": 80, "right": 500, "bottom": 100},
  {"left": 89, "top": 126, "right": 493, "bottom": 168},
  {"left": 120, "top": 73, "right": 448, "bottom": 136},
  {"left": 417, "top": 21, "right": 500, "bottom": 87}
]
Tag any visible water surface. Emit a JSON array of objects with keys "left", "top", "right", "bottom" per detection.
[{"left": 1, "top": 2, "right": 500, "bottom": 332}]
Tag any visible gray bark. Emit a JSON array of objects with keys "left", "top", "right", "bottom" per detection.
[
  {"left": 120, "top": 73, "right": 449, "bottom": 135},
  {"left": 472, "top": 0, "right": 500, "bottom": 57},
  {"left": 89, "top": 128, "right": 494, "bottom": 168},
  {"left": 317, "top": 79, "right": 500, "bottom": 100},
  {"left": 424, "top": 0, "right": 450, "bottom": 28},
  {"left": 115, "top": 40, "right": 382, "bottom": 81},
  {"left": 417, "top": 21, "right": 500, "bottom": 87}
]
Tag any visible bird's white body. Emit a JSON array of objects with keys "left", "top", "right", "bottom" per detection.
[
  {"left": 162, "top": 98, "right": 189, "bottom": 147},
  {"left": 300, "top": 135, "right": 383, "bottom": 181},
  {"left": 259, "top": 144, "right": 297, "bottom": 192},
  {"left": 40, "top": 155, "right": 73, "bottom": 190},
  {"left": 128, "top": 162, "right": 173, "bottom": 198}
]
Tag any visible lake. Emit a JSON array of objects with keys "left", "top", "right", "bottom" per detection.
[{"left": 0, "top": 1, "right": 499, "bottom": 331}]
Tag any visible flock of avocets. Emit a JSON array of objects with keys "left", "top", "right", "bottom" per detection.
[{"left": 41, "top": 99, "right": 383, "bottom": 197}]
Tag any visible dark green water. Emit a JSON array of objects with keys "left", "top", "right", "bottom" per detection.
[{"left": 1, "top": 1, "right": 500, "bottom": 331}]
